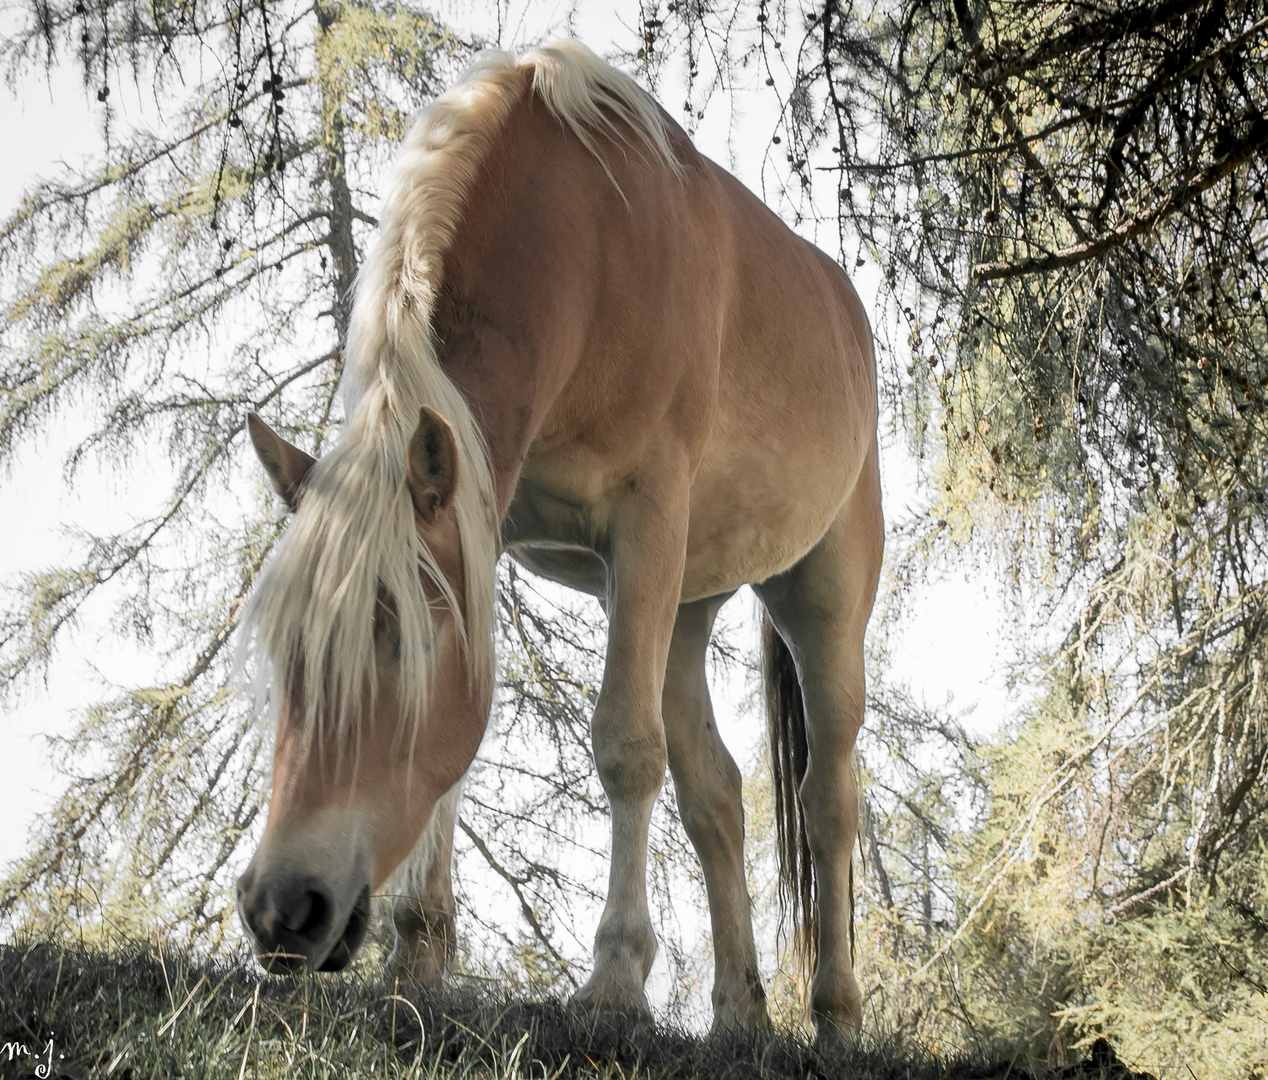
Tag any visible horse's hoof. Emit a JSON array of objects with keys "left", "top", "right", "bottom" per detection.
[
  {"left": 709, "top": 989, "right": 772, "bottom": 1034},
  {"left": 570, "top": 976, "right": 653, "bottom": 1021},
  {"left": 811, "top": 1009, "right": 862, "bottom": 1049}
]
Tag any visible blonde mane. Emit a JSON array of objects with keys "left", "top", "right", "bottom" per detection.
[{"left": 240, "top": 42, "right": 681, "bottom": 746}]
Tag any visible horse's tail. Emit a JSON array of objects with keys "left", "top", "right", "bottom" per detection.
[{"left": 762, "top": 612, "right": 818, "bottom": 979}]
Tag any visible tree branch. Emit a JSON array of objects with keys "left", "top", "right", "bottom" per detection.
[
  {"left": 456, "top": 817, "right": 581, "bottom": 989},
  {"left": 972, "top": 118, "right": 1268, "bottom": 280}
]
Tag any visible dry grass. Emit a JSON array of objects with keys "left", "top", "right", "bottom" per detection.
[{"left": 0, "top": 937, "right": 1146, "bottom": 1079}]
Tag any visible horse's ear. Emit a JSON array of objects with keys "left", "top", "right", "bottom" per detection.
[
  {"left": 248, "top": 412, "right": 316, "bottom": 513},
  {"left": 406, "top": 406, "right": 459, "bottom": 525}
]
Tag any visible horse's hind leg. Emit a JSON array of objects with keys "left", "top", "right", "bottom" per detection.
[
  {"left": 662, "top": 593, "right": 770, "bottom": 1031},
  {"left": 754, "top": 448, "right": 883, "bottom": 1036},
  {"left": 386, "top": 780, "right": 461, "bottom": 985}
]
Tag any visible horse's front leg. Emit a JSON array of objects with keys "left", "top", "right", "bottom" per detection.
[
  {"left": 386, "top": 780, "right": 462, "bottom": 986},
  {"left": 571, "top": 462, "right": 691, "bottom": 1016}
]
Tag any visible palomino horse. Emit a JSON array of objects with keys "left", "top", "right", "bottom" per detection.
[{"left": 236, "top": 41, "right": 882, "bottom": 1034}]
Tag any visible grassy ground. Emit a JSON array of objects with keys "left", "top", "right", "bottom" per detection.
[{"left": 0, "top": 938, "right": 1148, "bottom": 1080}]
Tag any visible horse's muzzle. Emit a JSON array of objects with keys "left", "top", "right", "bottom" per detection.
[{"left": 237, "top": 870, "right": 371, "bottom": 973}]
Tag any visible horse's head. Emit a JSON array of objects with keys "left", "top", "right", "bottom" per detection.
[{"left": 235, "top": 407, "right": 489, "bottom": 973}]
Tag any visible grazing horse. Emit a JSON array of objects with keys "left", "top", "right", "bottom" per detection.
[{"left": 235, "top": 41, "right": 882, "bottom": 1034}]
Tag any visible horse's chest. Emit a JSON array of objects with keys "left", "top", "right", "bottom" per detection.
[
  {"left": 502, "top": 470, "right": 599, "bottom": 550},
  {"left": 500, "top": 460, "right": 613, "bottom": 597}
]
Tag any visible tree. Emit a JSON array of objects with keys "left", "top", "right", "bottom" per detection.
[
  {"left": 6, "top": 0, "right": 1268, "bottom": 1066},
  {"left": 805, "top": 0, "right": 1267, "bottom": 1069},
  {"left": 634, "top": 0, "right": 1268, "bottom": 1066}
]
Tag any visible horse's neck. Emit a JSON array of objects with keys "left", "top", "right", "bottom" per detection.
[
  {"left": 434, "top": 321, "right": 555, "bottom": 519},
  {"left": 429, "top": 94, "right": 603, "bottom": 521}
]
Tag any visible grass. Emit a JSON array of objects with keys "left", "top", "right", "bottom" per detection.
[{"left": 0, "top": 937, "right": 1148, "bottom": 1080}]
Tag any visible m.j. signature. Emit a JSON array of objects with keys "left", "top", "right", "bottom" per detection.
[{"left": 2, "top": 1035, "right": 59, "bottom": 1077}]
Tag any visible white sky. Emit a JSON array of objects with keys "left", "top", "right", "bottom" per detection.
[
  {"left": 0, "top": 60, "right": 125, "bottom": 871},
  {"left": 0, "top": 3, "right": 1018, "bottom": 984}
]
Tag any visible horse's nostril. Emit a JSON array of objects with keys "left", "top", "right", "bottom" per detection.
[
  {"left": 266, "top": 886, "right": 329, "bottom": 943},
  {"left": 291, "top": 889, "right": 329, "bottom": 940},
  {"left": 248, "top": 883, "right": 334, "bottom": 952}
]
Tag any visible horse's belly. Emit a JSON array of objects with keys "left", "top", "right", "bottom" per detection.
[
  {"left": 501, "top": 471, "right": 610, "bottom": 596},
  {"left": 680, "top": 462, "right": 850, "bottom": 602},
  {"left": 502, "top": 432, "right": 860, "bottom": 604}
]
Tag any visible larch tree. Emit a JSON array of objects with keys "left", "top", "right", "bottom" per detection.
[
  {"left": 627, "top": 0, "right": 1268, "bottom": 1065},
  {"left": 5, "top": 0, "right": 1268, "bottom": 1067},
  {"left": 749, "top": 0, "right": 1267, "bottom": 1068}
]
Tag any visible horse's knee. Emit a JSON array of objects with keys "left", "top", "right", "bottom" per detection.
[
  {"left": 799, "top": 762, "right": 859, "bottom": 849},
  {"left": 592, "top": 709, "right": 667, "bottom": 806}
]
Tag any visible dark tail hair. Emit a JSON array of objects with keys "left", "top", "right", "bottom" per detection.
[{"left": 762, "top": 613, "right": 817, "bottom": 979}]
